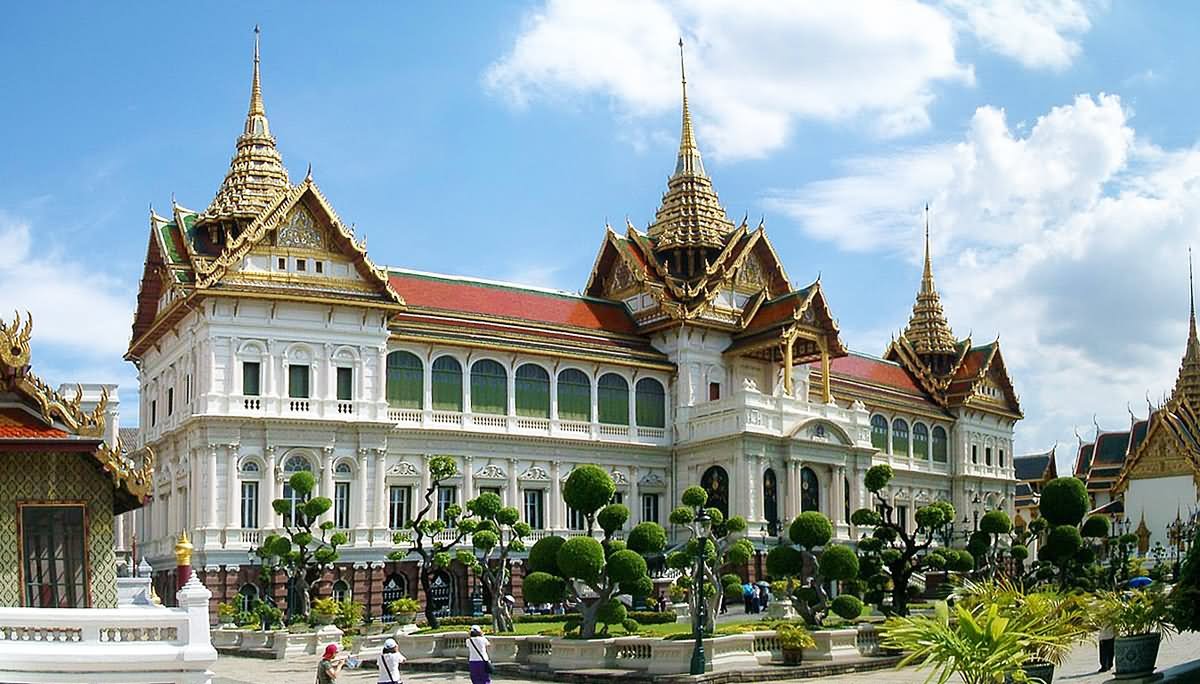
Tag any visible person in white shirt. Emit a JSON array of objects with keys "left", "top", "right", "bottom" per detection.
[
  {"left": 466, "top": 625, "right": 491, "bottom": 684},
  {"left": 377, "top": 638, "right": 405, "bottom": 684}
]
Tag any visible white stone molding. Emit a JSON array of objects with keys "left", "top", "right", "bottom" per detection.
[
  {"left": 521, "top": 466, "right": 550, "bottom": 482},
  {"left": 475, "top": 463, "right": 507, "bottom": 480}
]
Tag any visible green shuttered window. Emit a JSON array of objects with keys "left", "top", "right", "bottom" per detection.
[
  {"left": 432, "top": 356, "right": 463, "bottom": 412},
  {"left": 387, "top": 351, "right": 423, "bottom": 409},
  {"left": 471, "top": 359, "right": 507, "bottom": 415},
  {"left": 515, "top": 364, "right": 550, "bottom": 418},
  {"left": 597, "top": 373, "right": 629, "bottom": 425},
  {"left": 557, "top": 369, "right": 591, "bottom": 421},
  {"left": 635, "top": 378, "right": 665, "bottom": 428}
]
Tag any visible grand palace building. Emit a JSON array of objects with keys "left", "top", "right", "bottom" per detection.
[{"left": 127, "top": 36, "right": 1023, "bottom": 616}]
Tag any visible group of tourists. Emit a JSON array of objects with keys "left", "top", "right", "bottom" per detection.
[
  {"left": 315, "top": 625, "right": 493, "bottom": 684},
  {"left": 741, "top": 581, "right": 770, "bottom": 614}
]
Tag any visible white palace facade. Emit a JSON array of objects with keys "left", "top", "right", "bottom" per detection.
[{"left": 127, "top": 37, "right": 1023, "bottom": 616}]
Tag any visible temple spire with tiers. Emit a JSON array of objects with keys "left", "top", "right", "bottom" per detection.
[
  {"left": 1172, "top": 248, "right": 1200, "bottom": 410},
  {"left": 647, "top": 40, "right": 734, "bottom": 277},
  {"left": 902, "top": 205, "right": 958, "bottom": 366},
  {"left": 197, "top": 26, "right": 290, "bottom": 234}
]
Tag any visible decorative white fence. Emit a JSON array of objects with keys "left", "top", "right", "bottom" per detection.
[{"left": 0, "top": 575, "right": 218, "bottom": 684}]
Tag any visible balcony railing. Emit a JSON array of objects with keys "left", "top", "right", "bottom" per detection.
[{"left": 385, "top": 409, "right": 671, "bottom": 446}]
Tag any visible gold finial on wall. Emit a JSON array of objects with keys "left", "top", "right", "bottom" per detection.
[{"left": 174, "top": 530, "right": 194, "bottom": 567}]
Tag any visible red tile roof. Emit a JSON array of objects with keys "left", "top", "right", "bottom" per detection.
[
  {"left": 829, "top": 353, "right": 927, "bottom": 396},
  {"left": 0, "top": 409, "right": 68, "bottom": 440},
  {"left": 389, "top": 270, "right": 638, "bottom": 334}
]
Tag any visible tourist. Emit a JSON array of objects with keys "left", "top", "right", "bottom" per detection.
[
  {"left": 1097, "top": 622, "right": 1114, "bottom": 672},
  {"left": 742, "top": 582, "right": 752, "bottom": 613},
  {"left": 466, "top": 625, "right": 492, "bottom": 684},
  {"left": 317, "top": 643, "right": 345, "bottom": 684},
  {"left": 750, "top": 585, "right": 761, "bottom": 614},
  {"left": 377, "top": 637, "right": 405, "bottom": 684}
]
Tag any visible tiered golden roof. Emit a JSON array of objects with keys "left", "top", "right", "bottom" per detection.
[
  {"left": 197, "top": 27, "right": 290, "bottom": 227},
  {"left": 1172, "top": 250, "right": 1200, "bottom": 411},
  {"left": 902, "top": 208, "right": 957, "bottom": 355},
  {"left": 646, "top": 41, "right": 734, "bottom": 252}
]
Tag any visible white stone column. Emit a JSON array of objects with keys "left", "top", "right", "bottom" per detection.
[
  {"left": 321, "top": 447, "right": 335, "bottom": 523},
  {"left": 423, "top": 351, "right": 434, "bottom": 412},
  {"left": 630, "top": 466, "right": 640, "bottom": 523},
  {"left": 354, "top": 448, "right": 369, "bottom": 534},
  {"left": 264, "top": 446, "right": 278, "bottom": 529},
  {"left": 507, "top": 458, "right": 520, "bottom": 508},
  {"left": 744, "top": 455, "right": 756, "bottom": 524},
  {"left": 549, "top": 461, "right": 562, "bottom": 530},
  {"left": 374, "top": 450, "right": 388, "bottom": 531},
  {"left": 506, "top": 366, "right": 516, "bottom": 416},
  {"left": 463, "top": 455, "right": 475, "bottom": 504},
  {"left": 225, "top": 444, "right": 240, "bottom": 529},
  {"left": 783, "top": 461, "right": 796, "bottom": 521},
  {"left": 420, "top": 454, "right": 432, "bottom": 501},
  {"left": 549, "top": 371, "right": 559, "bottom": 421},
  {"left": 206, "top": 444, "right": 219, "bottom": 529}
]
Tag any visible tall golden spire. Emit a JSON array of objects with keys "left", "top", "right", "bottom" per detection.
[
  {"left": 198, "top": 26, "right": 290, "bottom": 228},
  {"left": 902, "top": 205, "right": 957, "bottom": 356},
  {"left": 647, "top": 39, "right": 733, "bottom": 252},
  {"left": 1172, "top": 248, "right": 1200, "bottom": 409}
]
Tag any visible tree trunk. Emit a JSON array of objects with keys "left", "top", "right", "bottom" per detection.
[
  {"left": 891, "top": 566, "right": 910, "bottom": 617},
  {"left": 420, "top": 565, "right": 439, "bottom": 628},
  {"left": 578, "top": 598, "right": 601, "bottom": 639}
]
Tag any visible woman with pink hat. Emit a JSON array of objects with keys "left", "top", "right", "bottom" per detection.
[
  {"left": 316, "top": 643, "right": 345, "bottom": 683},
  {"left": 377, "top": 637, "right": 406, "bottom": 684}
]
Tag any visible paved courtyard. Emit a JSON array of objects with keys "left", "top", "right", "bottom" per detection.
[{"left": 210, "top": 631, "right": 1200, "bottom": 684}]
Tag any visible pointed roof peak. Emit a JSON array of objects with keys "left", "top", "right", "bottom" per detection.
[
  {"left": 1172, "top": 247, "right": 1200, "bottom": 409},
  {"left": 198, "top": 26, "right": 290, "bottom": 227},
  {"left": 902, "top": 205, "right": 956, "bottom": 357},
  {"left": 675, "top": 38, "right": 704, "bottom": 178}
]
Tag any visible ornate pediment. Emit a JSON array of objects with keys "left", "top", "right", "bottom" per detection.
[
  {"left": 610, "top": 469, "right": 629, "bottom": 485},
  {"left": 387, "top": 461, "right": 420, "bottom": 477},
  {"left": 1127, "top": 431, "right": 1196, "bottom": 480},
  {"left": 736, "top": 252, "right": 767, "bottom": 290},
  {"left": 475, "top": 463, "right": 507, "bottom": 480},
  {"left": 275, "top": 203, "right": 326, "bottom": 250},
  {"left": 521, "top": 466, "right": 550, "bottom": 482},
  {"left": 639, "top": 471, "right": 666, "bottom": 489}
]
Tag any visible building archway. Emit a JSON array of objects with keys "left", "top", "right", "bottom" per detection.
[
  {"left": 762, "top": 468, "right": 779, "bottom": 535},
  {"left": 381, "top": 573, "right": 408, "bottom": 622},
  {"left": 700, "top": 465, "right": 730, "bottom": 520},
  {"left": 428, "top": 568, "right": 456, "bottom": 617},
  {"left": 800, "top": 467, "right": 820, "bottom": 513}
]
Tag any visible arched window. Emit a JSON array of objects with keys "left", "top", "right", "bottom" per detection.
[
  {"left": 800, "top": 467, "right": 819, "bottom": 513},
  {"left": 332, "top": 579, "right": 350, "bottom": 602},
  {"left": 514, "top": 364, "right": 550, "bottom": 418},
  {"left": 557, "top": 369, "right": 591, "bottom": 421},
  {"left": 913, "top": 423, "right": 930, "bottom": 460},
  {"left": 241, "top": 461, "right": 260, "bottom": 474},
  {"left": 635, "top": 378, "right": 666, "bottom": 428},
  {"left": 281, "top": 456, "right": 312, "bottom": 527},
  {"left": 932, "top": 426, "right": 948, "bottom": 463},
  {"left": 471, "top": 359, "right": 507, "bottom": 415},
  {"left": 870, "top": 415, "right": 889, "bottom": 450},
  {"left": 386, "top": 351, "right": 423, "bottom": 409},
  {"left": 597, "top": 373, "right": 629, "bottom": 425},
  {"left": 382, "top": 573, "right": 408, "bottom": 622},
  {"left": 431, "top": 356, "right": 463, "bottom": 412},
  {"left": 763, "top": 468, "right": 778, "bottom": 534},
  {"left": 237, "top": 583, "right": 259, "bottom": 611},
  {"left": 700, "top": 466, "right": 729, "bottom": 520},
  {"left": 892, "top": 418, "right": 910, "bottom": 456}
]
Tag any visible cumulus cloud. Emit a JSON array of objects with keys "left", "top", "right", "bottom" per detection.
[
  {"left": 0, "top": 214, "right": 134, "bottom": 384},
  {"left": 770, "top": 93, "right": 1200, "bottom": 464},
  {"left": 485, "top": 0, "right": 1103, "bottom": 159}
]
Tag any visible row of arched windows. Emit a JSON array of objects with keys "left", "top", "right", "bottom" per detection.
[
  {"left": 870, "top": 414, "right": 948, "bottom": 463},
  {"left": 386, "top": 351, "right": 666, "bottom": 428}
]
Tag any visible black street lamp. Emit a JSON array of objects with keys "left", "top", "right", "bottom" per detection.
[{"left": 690, "top": 509, "right": 713, "bottom": 676}]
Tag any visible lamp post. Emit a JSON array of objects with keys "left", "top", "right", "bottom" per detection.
[{"left": 690, "top": 509, "right": 713, "bottom": 676}]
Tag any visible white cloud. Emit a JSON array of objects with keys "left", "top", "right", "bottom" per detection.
[
  {"left": 770, "top": 94, "right": 1200, "bottom": 467},
  {"left": 0, "top": 214, "right": 134, "bottom": 380},
  {"left": 943, "top": 0, "right": 1095, "bottom": 71},
  {"left": 486, "top": 0, "right": 973, "bottom": 159},
  {"left": 486, "top": 0, "right": 1103, "bottom": 159}
]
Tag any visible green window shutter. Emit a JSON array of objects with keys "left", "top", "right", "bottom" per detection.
[
  {"left": 932, "top": 427, "right": 949, "bottom": 463},
  {"left": 892, "top": 419, "right": 909, "bottom": 455},
  {"left": 635, "top": 378, "right": 665, "bottom": 428},
  {"left": 431, "top": 356, "right": 463, "bottom": 412},
  {"left": 387, "top": 351, "right": 424, "bottom": 409},
  {"left": 243, "top": 362, "right": 261, "bottom": 396},
  {"left": 471, "top": 360, "right": 507, "bottom": 415},
  {"left": 870, "top": 415, "right": 888, "bottom": 450},
  {"left": 597, "top": 373, "right": 629, "bottom": 425},
  {"left": 913, "top": 423, "right": 929, "bottom": 459},
  {"left": 557, "top": 369, "right": 591, "bottom": 421},
  {"left": 515, "top": 364, "right": 550, "bottom": 418},
  {"left": 288, "top": 364, "right": 309, "bottom": 399},
  {"left": 336, "top": 367, "right": 353, "bottom": 401}
]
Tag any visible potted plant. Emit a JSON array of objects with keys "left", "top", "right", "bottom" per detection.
[
  {"left": 311, "top": 597, "right": 342, "bottom": 626},
  {"left": 217, "top": 601, "right": 238, "bottom": 628},
  {"left": 1096, "top": 586, "right": 1176, "bottom": 678},
  {"left": 389, "top": 597, "right": 421, "bottom": 625},
  {"left": 776, "top": 623, "right": 815, "bottom": 665},
  {"left": 254, "top": 601, "right": 282, "bottom": 631}
]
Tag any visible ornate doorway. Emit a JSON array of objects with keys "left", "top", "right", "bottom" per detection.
[
  {"left": 700, "top": 465, "right": 730, "bottom": 520},
  {"left": 800, "top": 467, "right": 820, "bottom": 513},
  {"left": 428, "top": 569, "right": 456, "bottom": 617},
  {"left": 763, "top": 468, "right": 779, "bottom": 535}
]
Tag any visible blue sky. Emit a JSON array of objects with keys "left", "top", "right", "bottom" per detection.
[{"left": 2, "top": 1, "right": 1198, "bottom": 473}]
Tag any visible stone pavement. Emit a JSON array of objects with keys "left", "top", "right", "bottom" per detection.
[{"left": 210, "top": 632, "right": 1200, "bottom": 684}]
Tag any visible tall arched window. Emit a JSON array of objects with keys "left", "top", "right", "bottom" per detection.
[
  {"left": 281, "top": 455, "right": 312, "bottom": 527},
  {"left": 635, "top": 378, "right": 666, "bottom": 428},
  {"left": 332, "top": 579, "right": 350, "bottom": 602},
  {"left": 932, "top": 426, "right": 948, "bottom": 463},
  {"left": 431, "top": 356, "right": 463, "bottom": 412},
  {"left": 700, "top": 465, "right": 729, "bottom": 520},
  {"left": 386, "top": 351, "right": 423, "bottom": 409},
  {"left": 870, "top": 415, "right": 889, "bottom": 450},
  {"left": 913, "top": 422, "right": 930, "bottom": 460},
  {"left": 557, "top": 369, "right": 591, "bottom": 421},
  {"left": 597, "top": 373, "right": 629, "bottom": 425},
  {"left": 763, "top": 468, "right": 779, "bottom": 534},
  {"left": 800, "top": 467, "right": 820, "bottom": 513},
  {"left": 471, "top": 360, "right": 507, "bottom": 415},
  {"left": 892, "top": 418, "right": 910, "bottom": 456},
  {"left": 514, "top": 364, "right": 550, "bottom": 418}
]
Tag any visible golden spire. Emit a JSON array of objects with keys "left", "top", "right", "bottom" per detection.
[
  {"left": 647, "top": 39, "right": 733, "bottom": 252},
  {"left": 1172, "top": 247, "right": 1200, "bottom": 410},
  {"left": 198, "top": 25, "right": 290, "bottom": 228},
  {"left": 902, "top": 205, "right": 957, "bottom": 356}
]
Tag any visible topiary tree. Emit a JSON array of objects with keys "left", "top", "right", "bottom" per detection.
[
  {"left": 255, "top": 470, "right": 347, "bottom": 620},
  {"left": 458, "top": 491, "right": 531, "bottom": 632},
  {"left": 971, "top": 510, "right": 1013, "bottom": 578},
  {"left": 666, "top": 485, "right": 753, "bottom": 633},
  {"left": 851, "top": 465, "right": 955, "bottom": 616},
  {"left": 1026, "top": 477, "right": 1107, "bottom": 590},
  {"left": 522, "top": 468, "right": 665, "bottom": 638},
  {"left": 765, "top": 510, "right": 859, "bottom": 625},
  {"left": 387, "top": 455, "right": 471, "bottom": 628},
  {"left": 1170, "top": 527, "right": 1200, "bottom": 632}
]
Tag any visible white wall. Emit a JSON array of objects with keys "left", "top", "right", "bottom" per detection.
[{"left": 1125, "top": 475, "right": 1198, "bottom": 552}]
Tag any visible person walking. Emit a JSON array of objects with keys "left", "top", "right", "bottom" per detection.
[
  {"left": 467, "top": 625, "right": 492, "bottom": 684},
  {"left": 316, "top": 643, "right": 345, "bottom": 684},
  {"left": 377, "top": 638, "right": 405, "bottom": 684},
  {"left": 742, "top": 582, "right": 753, "bottom": 613},
  {"left": 1098, "top": 623, "right": 1115, "bottom": 672}
]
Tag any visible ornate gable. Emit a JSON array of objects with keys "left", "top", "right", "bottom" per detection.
[{"left": 1115, "top": 407, "right": 1200, "bottom": 493}]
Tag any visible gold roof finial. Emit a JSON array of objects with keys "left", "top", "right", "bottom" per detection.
[
  {"left": 1171, "top": 247, "right": 1200, "bottom": 410},
  {"left": 902, "top": 204, "right": 957, "bottom": 356},
  {"left": 174, "top": 530, "right": 194, "bottom": 567},
  {"left": 647, "top": 39, "right": 734, "bottom": 251},
  {"left": 198, "top": 25, "right": 290, "bottom": 227}
]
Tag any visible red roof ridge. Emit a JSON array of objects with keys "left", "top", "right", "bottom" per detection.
[{"left": 388, "top": 267, "right": 623, "bottom": 308}]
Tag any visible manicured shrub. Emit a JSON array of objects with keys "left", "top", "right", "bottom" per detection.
[
  {"left": 789, "top": 511, "right": 833, "bottom": 548},
  {"left": 681, "top": 486, "right": 708, "bottom": 508},
  {"left": 528, "top": 535, "right": 566, "bottom": 574},
  {"left": 851, "top": 508, "right": 882, "bottom": 527},
  {"left": 1045, "top": 525, "right": 1083, "bottom": 561},
  {"left": 819, "top": 545, "right": 860, "bottom": 581},
  {"left": 1081, "top": 515, "right": 1110, "bottom": 539},
  {"left": 979, "top": 510, "right": 1012, "bottom": 535},
  {"left": 1010, "top": 544, "right": 1029, "bottom": 561},
  {"left": 605, "top": 549, "right": 647, "bottom": 585},
  {"left": 831, "top": 594, "right": 865, "bottom": 621},
  {"left": 557, "top": 536, "right": 605, "bottom": 582},
  {"left": 597, "top": 504, "right": 630, "bottom": 534},
  {"left": 864, "top": 464, "right": 893, "bottom": 492},
  {"left": 597, "top": 599, "right": 627, "bottom": 626},
  {"left": 946, "top": 549, "right": 974, "bottom": 572},
  {"left": 766, "top": 545, "right": 803, "bottom": 577},
  {"left": 563, "top": 465, "right": 617, "bottom": 517},
  {"left": 1039, "top": 477, "right": 1089, "bottom": 526},
  {"left": 522, "top": 572, "right": 566, "bottom": 604},
  {"left": 627, "top": 521, "right": 667, "bottom": 554}
]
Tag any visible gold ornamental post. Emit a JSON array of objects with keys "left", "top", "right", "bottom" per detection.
[{"left": 175, "top": 530, "right": 194, "bottom": 588}]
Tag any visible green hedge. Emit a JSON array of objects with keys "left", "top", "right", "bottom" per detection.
[{"left": 513, "top": 610, "right": 675, "bottom": 625}]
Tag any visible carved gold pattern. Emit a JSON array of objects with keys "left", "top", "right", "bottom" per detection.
[
  {"left": 904, "top": 213, "right": 956, "bottom": 355},
  {"left": 275, "top": 203, "right": 325, "bottom": 250},
  {"left": 0, "top": 311, "right": 32, "bottom": 368}
]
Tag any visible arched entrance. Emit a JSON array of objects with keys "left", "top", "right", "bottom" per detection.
[
  {"left": 762, "top": 468, "right": 779, "bottom": 535},
  {"left": 381, "top": 573, "right": 407, "bottom": 622},
  {"left": 700, "top": 465, "right": 730, "bottom": 520},
  {"left": 428, "top": 569, "right": 456, "bottom": 617},
  {"left": 800, "top": 467, "right": 819, "bottom": 513}
]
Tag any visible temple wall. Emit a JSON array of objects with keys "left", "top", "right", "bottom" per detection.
[{"left": 1125, "top": 475, "right": 1198, "bottom": 551}]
